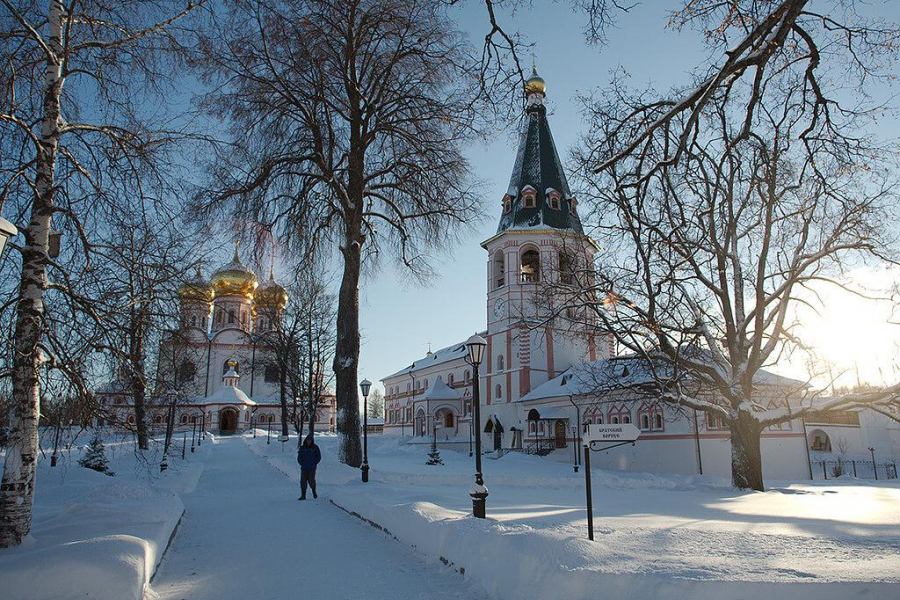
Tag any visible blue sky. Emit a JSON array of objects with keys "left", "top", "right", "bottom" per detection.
[
  {"left": 358, "top": 2, "right": 714, "bottom": 391},
  {"left": 352, "top": 1, "right": 900, "bottom": 394}
]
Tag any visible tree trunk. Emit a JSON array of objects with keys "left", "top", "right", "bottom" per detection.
[
  {"left": 128, "top": 307, "right": 150, "bottom": 450},
  {"left": 333, "top": 234, "right": 362, "bottom": 466},
  {"left": 0, "top": 1, "right": 63, "bottom": 548},
  {"left": 279, "top": 367, "right": 290, "bottom": 438},
  {"left": 730, "top": 410, "right": 765, "bottom": 491}
]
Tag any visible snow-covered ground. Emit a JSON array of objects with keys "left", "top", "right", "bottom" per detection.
[
  {"left": 147, "top": 434, "right": 489, "bottom": 600},
  {"left": 251, "top": 434, "right": 900, "bottom": 600},
  {"left": 0, "top": 432, "right": 209, "bottom": 600}
]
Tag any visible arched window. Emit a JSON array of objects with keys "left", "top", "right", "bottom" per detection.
[
  {"left": 424, "top": 379, "right": 429, "bottom": 389},
  {"left": 641, "top": 413, "right": 650, "bottom": 431},
  {"left": 622, "top": 412, "right": 631, "bottom": 424},
  {"left": 502, "top": 194, "right": 513, "bottom": 214},
  {"left": 495, "top": 384, "right": 502, "bottom": 399},
  {"left": 406, "top": 383, "right": 411, "bottom": 393},
  {"left": 178, "top": 360, "right": 196, "bottom": 383},
  {"left": 521, "top": 248, "right": 540, "bottom": 283},
  {"left": 228, "top": 309, "right": 236, "bottom": 324},
  {"left": 559, "top": 250, "right": 575, "bottom": 285},
  {"left": 464, "top": 370, "right": 471, "bottom": 383},
  {"left": 654, "top": 413, "right": 663, "bottom": 430},
  {"left": 493, "top": 251, "right": 505, "bottom": 289},
  {"left": 521, "top": 186, "right": 537, "bottom": 208},
  {"left": 181, "top": 414, "right": 189, "bottom": 424},
  {"left": 155, "top": 415, "right": 164, "bottom": 424},
  {"left": 497, "top": 355, "right": 505, "bottom": 371},
  {"left": 216, "top": 311, "right": 223, "bottom": 324},
  {"left": 191, "top": 315, "right": 197, "bottom": 326},
  {"left": 547, "top": 189, "right": 561, "bottom": 210},
  {"left": 202, "top": 317, "right": 207, "bottom": 329},
  {"left": 611, "top": 415, "right": 619, "bottom": 424},
  {"left": 448, "top": 373, "right": 454, "bottom": 385}
]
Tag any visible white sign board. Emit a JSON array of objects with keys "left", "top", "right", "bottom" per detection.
[{"left": 583, "top": 423, "right": 641, "bottom": 444}]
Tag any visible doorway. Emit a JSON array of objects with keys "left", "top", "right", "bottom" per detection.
[
  {"left": 219, "top": 407, "right": 239, "bottom": 433},
  {"left": 554, "top": 420, "right": 567, "bottom": 448}
]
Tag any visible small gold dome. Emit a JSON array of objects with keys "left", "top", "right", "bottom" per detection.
[
  {"left": 178, "top": 268, "right": 214, "bottom": 304},
  {"left": 525, "top": 64, "right": 546, "bottom": 95},
  {"left": 211, "top": 242, "right": 258, "bottom": 298},
  {"left": 255, "top": 267, "right": 289, "bottom": 310}
]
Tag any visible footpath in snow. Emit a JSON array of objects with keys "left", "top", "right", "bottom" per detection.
[
  {"left": 147, "top": 435, "right": 489, "bottom": 600},
  {"left": 251, "top": 434, "right": 900, "bottom": 600},
  {"left": 0, "top": 433, "right": 208, "bottom": 600}
]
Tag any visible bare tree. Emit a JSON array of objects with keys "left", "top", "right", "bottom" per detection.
[
  {"left": 191, "top": 0, "right": 484, "bottom": 466},
  {"left": 565, "top": 75, "right": 900, "bottom": 490},
  {"left": 0, "top": 0, "right": 209, "bottom": 547}
]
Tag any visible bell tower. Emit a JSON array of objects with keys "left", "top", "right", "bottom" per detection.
[{"left": 481, "top": 65, "right": 606, "bottom": 410}]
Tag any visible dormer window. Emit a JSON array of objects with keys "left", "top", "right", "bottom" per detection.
[
  {"left": 547, "top": 188, "right": 561, "bottom": 210},
  {"left": 502, "top": 194, "right": 513, "bottom": 214},
  {"left": 521, "top": 185, "right": 537, "bottom": 208}
]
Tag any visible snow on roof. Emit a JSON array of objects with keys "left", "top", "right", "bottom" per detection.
[
  {"left": 519, "top": 355, "right": 806, "bottom": 403},
  {"left": 419, "top": 377, "right": 463, "bottom": 401},
  {"left": 206, "top": 385, "right": 255, "bottom": 406},
  {"left": 382, "top": 331, "right": 487, "bottom": 380}
]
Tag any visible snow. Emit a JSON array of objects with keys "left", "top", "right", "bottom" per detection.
[
  {"left": 5, "top": 430, "right": 898, "bottom": 600},
  {"left": 250, "top": 434, "right": 900, "bottom": 600},
  {"left": 148, "top": 435, "right": 489, "bottom": 600},
  {"left": 0, "top": 433, "right": 209, "bottom": 600}
]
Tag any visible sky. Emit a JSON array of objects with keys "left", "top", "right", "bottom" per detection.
[
  {"left": 184, "top": 1, "right": 900, "bottom": 395},
  {"left": 348, "top": 1, "right": 900, "bottom": 395}
]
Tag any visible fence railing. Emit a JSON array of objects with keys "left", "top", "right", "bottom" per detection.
[{"left": 811, "top": 459, "right": 898, "bottom": 481}]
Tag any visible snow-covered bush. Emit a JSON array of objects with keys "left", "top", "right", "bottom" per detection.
[{"left": 78, "top": 434, "right": 114, "bottom": 476}]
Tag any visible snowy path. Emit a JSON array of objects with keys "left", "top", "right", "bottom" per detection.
[{"left": 148, "top": 437, "right": 487, "bottom": 600}]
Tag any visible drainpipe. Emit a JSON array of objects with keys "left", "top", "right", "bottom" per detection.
[{"left": 692, "top": 409, "right": 703, "bottom": 475}]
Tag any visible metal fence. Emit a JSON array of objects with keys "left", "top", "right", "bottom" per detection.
[{"left": 811, "top": 459, "right": 898, "bottom": 481}]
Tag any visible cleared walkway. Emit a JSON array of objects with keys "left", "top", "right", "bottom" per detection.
[{"left": 149, "top": 437, "right": 486, "bottom": 600}]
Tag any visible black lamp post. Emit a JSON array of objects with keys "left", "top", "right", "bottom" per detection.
[
  {"left": 360, "top": 378, "right": 372, "bottom": 483},
  {"left": 465, "top": 333, "right": 488, "bottom": 518},
  {"left": 191, "top": 417, "right": 196, "bottom": 453},
  {"left": 869, "top": 446, "right": 878, "bottom": 480},
  {"left": 267, "top": 419, "right": 271, "bottom": 444}
]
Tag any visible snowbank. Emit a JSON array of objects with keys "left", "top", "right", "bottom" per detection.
[
  {"left": 0, "top": 433, "right": 209, "bottom": 600},
  {"left": 247, "top": 433, "right": 900, "bottom": 600}
]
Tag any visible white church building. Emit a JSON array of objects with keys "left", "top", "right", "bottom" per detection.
[
  {"left": 381, "top": 68, "right": 900, "bottom": 482},
  {"left": 98, "top": 245, "right": 335, "bottom": 434}
]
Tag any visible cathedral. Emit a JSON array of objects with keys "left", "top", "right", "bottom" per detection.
[
  {"left": 99, "top": 245, "right": 335, "bottom": 435},
  {"left": 381, "top": 68, "right": 815, "bottom": 480}
]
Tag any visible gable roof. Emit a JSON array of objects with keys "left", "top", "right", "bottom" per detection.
[
  {"left": 382, "top": 331, "right": 487, "bottom": 380},
  {"left": 519, "top": 355, "right": 807, "bottom": 403}
]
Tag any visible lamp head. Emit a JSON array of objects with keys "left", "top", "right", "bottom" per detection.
[
  {"left": 466, "top": 334, "right": 487, "bottom": 366},
  {"left": 360, "top": 378, "right": 372, "bottom": 397}
]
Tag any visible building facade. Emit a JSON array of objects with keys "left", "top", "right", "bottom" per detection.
[
  {"left": 380, "top": 68, "right": 831, "bottom": 481},
  {"left": 97, "top": 245, "right": 335, "bottom": 434}
]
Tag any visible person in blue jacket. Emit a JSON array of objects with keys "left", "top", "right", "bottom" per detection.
[{"left": 297, "top": 434, "right": 321, "bottom": 500}]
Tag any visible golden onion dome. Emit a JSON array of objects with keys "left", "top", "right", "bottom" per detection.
[
  {"left": 524, "top": 64, "right": 546, "bottom": 95},
  {"left": 255, "top": 267, "right": 289, "bottom": 310},
  {"left": 211, "top": 242, "right": 258, "bottom": 298},
  {"left": 178, "top": 268, "right": 214, "bottom": 304}
]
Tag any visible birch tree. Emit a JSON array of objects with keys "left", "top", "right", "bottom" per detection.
[
  {"left": 0, "top": 0, "right": 208, "bottom": 547},
  {"left": 192, "top": 0, "right": 483, "bottom": 466}
]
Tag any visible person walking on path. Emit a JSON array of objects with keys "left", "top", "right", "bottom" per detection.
[{"left": 297, "top": 434, "right": 321, "bottom": 500}]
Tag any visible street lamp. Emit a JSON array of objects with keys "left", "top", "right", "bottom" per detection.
[
  {"left": 0, "top": 217, "right": 18, "bottom": 257},
  {"left": 869, "top": 446, "right": 878, "bottom": 481},
  {"left": 465, "top": 333, "right": 488, "bottom": 518},
  {"left": 360, "top": 378, "right": 372, "bottom": 483}
]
